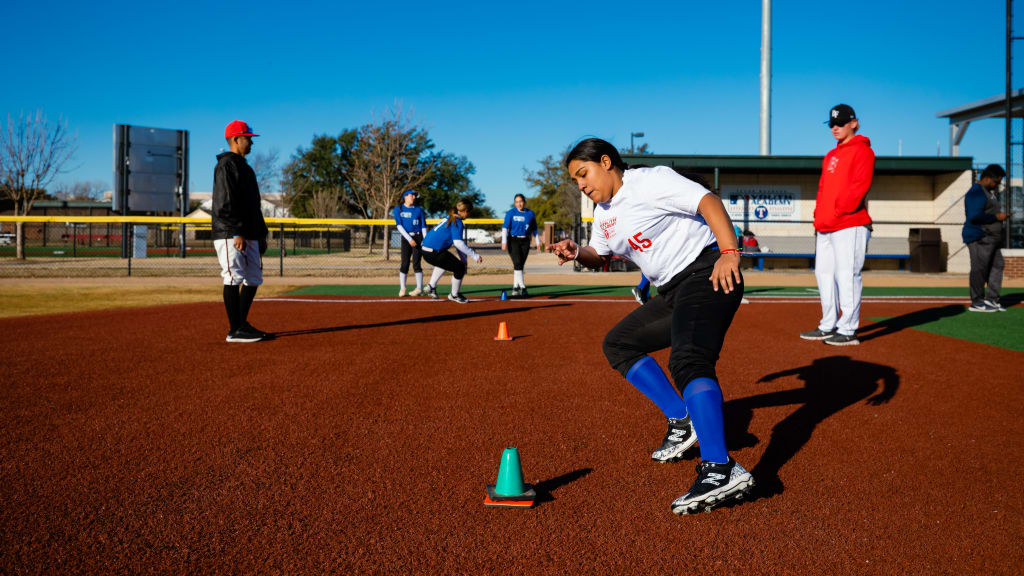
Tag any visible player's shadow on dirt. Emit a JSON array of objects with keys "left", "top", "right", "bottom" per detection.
[
  {"left": 724, "top": 355, "right": 899, "bottom": 500},
  {"left": 533, "top": 467, "right": 593, "bottom": 506},
  {"left": 856, "top": 304, "right": 964, "bottom": 342},
  {"left": 272, "top": 304, "right": 569, "bottom": 338}
]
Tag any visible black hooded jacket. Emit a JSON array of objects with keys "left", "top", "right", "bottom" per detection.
[{"left": 212, "top": 152, "right": 268, "bottom": 241}]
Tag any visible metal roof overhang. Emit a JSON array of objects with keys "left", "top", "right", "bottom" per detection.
[
  {"left": 937, "top": 89, "right": 1024, "bottom": 123},
  {"left": 620, "top": 154, "right": 972, "bottom": 175}
]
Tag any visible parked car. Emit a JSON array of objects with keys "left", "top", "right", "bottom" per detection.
[
  {"left": 464, "top": 228, "right": 496, "bottom": 244},
  {"left": 0, "top": 233, "right": 14, "bottom": 246}
]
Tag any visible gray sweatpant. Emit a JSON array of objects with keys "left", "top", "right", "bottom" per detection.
[{"left": 967, "top": 238, "right": 1003, "bottom": 305}]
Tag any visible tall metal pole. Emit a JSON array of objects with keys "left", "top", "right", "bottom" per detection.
[
  {"left": 1007, "top": 0, "right": 1013, "bottom": 249},
  {"left": 760, "top": 0, "right": 772, "bottom": 156}
]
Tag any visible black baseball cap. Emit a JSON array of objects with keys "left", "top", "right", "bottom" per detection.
[{"left": 827, "top": 104, "right": 857, "bottom": 127}]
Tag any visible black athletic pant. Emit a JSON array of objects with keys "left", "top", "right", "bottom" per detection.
[
  {"left": 423, "top": 249, "right": 467, "bottom": 280},
  {"left": 507, "top": 237, "right": 531, "bottom": 271},
  {"left": 400, "top": 234, "right": 424, "bottom": 274},
  {"left": 602, "top": 246, "right": 743, "bottom": 389},
  {"left": 967, "top": 237, "right": 1004, "bottom": 305}
]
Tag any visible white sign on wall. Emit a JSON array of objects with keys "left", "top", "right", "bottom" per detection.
[{"left": 721, "top": 185, "right": 801, "bottom": 223}]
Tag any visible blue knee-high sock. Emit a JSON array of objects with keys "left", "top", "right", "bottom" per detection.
[
  {"left": 625, "top": 356, "right": 687, "bottom": 419},
  {"left": 683, "top": 377, "right": 729, "bottom": 464},
  {"left": 636, "top": 274, "right": 650, "bottom": 293}
]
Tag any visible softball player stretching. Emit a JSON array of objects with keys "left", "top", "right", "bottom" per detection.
[
  {"left": 548, "top": 138, "right": 753, "bottom": 515},
  {"left": 421, "top": 199, "right": 483, "bottom": 304},
  {"left": 213, "top": 120, "right": 271, "bottom": 343}
]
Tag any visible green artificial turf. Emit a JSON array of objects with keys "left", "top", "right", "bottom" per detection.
[{"left": 867, "top": 308, "right": 1023, "bottom": 353}]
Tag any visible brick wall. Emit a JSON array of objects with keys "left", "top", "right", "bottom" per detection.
[{"left": 1004, "top": 249, "right": 1024, "bottom": 279}]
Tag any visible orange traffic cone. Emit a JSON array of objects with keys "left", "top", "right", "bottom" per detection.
[{"left": 494, "top": 321, "right": 513, "bottom": 341}]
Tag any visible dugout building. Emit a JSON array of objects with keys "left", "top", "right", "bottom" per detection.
[{"left": 595, "top": 154, "right": 983, "bottom": 274}]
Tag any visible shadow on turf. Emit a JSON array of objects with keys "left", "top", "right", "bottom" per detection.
[
  {"left": 856, "top": 304, "right": 964, "bottom": 343},
  {"left": 1000, "top": 292, "right": 1024, "bottom": 308},
  {"left": 724, "top": 355, "right": 900, "bottom": 502},
  {"left": 270, "top": 303, "right": 570, "bottom": 338},
  {"left": 532, "top": 468, "right": 593, "bottom": 506}
]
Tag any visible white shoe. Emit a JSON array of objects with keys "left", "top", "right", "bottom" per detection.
[
  {"left": 398, "top": 287, "right": 407, "bottom": 297},
  {"left": 985, "top": 299, "right": 1007, "bottom": 312},
  {"left": 409, "top": 287, "right": 423, "bottom": 297}
]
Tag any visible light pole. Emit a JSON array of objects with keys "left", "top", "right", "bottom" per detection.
[{"left": 630, "top": 131, "right": 645, "bottom": 153}]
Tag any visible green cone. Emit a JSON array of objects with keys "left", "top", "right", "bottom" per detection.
[{"left": 495, "top": 446, "right": 526, "bottom": 496}]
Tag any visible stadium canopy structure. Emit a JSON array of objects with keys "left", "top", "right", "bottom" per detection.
[{"left": 937, "top": 89, "right": 1024, "bottom": 156}]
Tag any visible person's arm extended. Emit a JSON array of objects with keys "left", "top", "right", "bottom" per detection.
[
  {"left": 547, "top": 239, "right": 609, "bottom": 269},
  {"left": 697, "top": 193, "right": 742, "bottom": 293},
  {"left": 453, "top": 239, "right": 481, "bottom": 262}
]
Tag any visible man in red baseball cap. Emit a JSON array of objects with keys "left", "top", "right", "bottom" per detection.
[{"left": 212, "top": 120, "right": 271, "bottom": 342}]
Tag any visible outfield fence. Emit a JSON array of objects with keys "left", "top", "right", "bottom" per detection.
[{"left": 0, "top": 216, "right": 524, "bottom": 278}]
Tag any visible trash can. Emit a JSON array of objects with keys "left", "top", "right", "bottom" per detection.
[{"left": 908, "top": 228, "right": 942, "bottom": 273}]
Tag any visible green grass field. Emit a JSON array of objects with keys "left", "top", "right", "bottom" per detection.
[{"left": 285, "top": 284, "right": 1023, "bottom": 352}]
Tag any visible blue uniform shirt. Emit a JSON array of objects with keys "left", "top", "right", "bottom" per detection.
[
  {"left": 423, "top": 216, "right": 465, "bottom": 251},
  {"left": 393, "top": 205, "right": 426, "bottom": 234},
  {"left": 503, "top": 208, "right": 537, "bottom": 238}
]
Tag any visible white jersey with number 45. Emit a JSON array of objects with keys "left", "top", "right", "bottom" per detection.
[{"left": 588, "top": 166, "right": 716, "bottom": 287}]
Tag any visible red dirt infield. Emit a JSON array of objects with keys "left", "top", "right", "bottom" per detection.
[{"left": 2, "top": 297, "right": 1021, "bottom": 574}]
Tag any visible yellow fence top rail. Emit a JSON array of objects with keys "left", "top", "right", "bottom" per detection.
[{"left": 0, "top": 216, "right": 508, "bottom": 226}]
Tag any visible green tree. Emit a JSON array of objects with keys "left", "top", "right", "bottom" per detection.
[
  {"left": 280, "top": 130, "right": 357, "bottom": 218},
  {"left": 523, "top": 149, "right": 577, "bottom": 231},
  {"left": 418, "top": 152, "right": 492, "bottom": 218}
]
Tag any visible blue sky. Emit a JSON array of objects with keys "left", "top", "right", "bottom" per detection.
[{"left": 1, "top": 0, "right": 1019, "bottom": 213}]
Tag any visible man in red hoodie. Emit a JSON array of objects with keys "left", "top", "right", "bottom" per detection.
[{"left": 800, "top": 104, "right": 874, "bottom": 346}]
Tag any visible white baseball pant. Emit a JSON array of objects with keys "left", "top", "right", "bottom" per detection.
[
  {"left": 214, "top": 238, "right": 263, "bottom": 286},
  {"left": 814, "top": 226, "right": 870, "bottom": 336}
]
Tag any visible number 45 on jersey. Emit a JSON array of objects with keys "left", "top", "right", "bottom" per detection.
[{"left": 628, "top": 232, "right": 652, "bottom": 252}]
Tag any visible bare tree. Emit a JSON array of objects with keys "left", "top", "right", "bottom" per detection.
[
  {"left": 348, "top": 108, "right": 436, "bottom": 253},
  {"left": 52, "top": 179, "right": 108, "bottom": 201},
  {"left": 249, "top": 147, "right": 280, "bottom": 194},
  {"left": 0, "top": 111, "right": 78, "bottom": 258},
  {"left": 309, "top": 186, "right": 340, "bottom": 249}
]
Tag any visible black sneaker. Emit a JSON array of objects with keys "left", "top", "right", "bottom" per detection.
[
  {"left": 520, "top": 287, "right": 530, "bottom": 298},
  {"left": 631, "top": 287, "right": 650, "bottom": 305},
  {"left": 242, "top": 322, "right": 273, "bottom": 340},
  {"left": 824, "top": 333, "right": 859, "bottom": 346},
  {"left": 512, "top": 287, "right": 522, "bottom": 298},
  {"left": 651, "top": 416, "right": 697, "bottom": 463},
  {"left": 799, "top": 328, "right": 836, "bottom": 340},
  {"left": 226, "top": 325, "right": 265, "bottom": 343},
  {"left": 447, "top": 292, "right": 469, "bottom": 304},
  {"left": 671, "top": 459, "right": 754, "bottom": 515},
  {"left": 423, "top": 285, "right": 438, "bottom": 299}
]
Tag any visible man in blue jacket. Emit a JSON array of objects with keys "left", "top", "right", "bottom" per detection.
[{"left": 962, "top": 164, "right": 1009, "bottom": 312}]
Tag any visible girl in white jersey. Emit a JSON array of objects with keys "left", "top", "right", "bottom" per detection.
[{"left": 548, "top": 138, "right": 754, "bottom": 515}]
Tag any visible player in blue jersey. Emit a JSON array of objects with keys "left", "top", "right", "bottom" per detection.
[
  {"left": 548, "top": 138, "right": 752, "bottom": 515},
  {"left": 392, "top": 190, "right": 429, "bottom": 297},
  {"left": 502, "top": 194, "right": 541, "bottom": 297},
  {"left": 421, "top": 199, "right": 483, "bottom": 304}
]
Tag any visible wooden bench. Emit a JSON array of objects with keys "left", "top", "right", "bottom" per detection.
[{"left": 743, "top": 252, "right": 910, "bottom": 271}]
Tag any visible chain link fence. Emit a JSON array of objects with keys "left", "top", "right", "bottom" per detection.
[{"left": 0, "top": 217, "right": 512, "bottom": 277}]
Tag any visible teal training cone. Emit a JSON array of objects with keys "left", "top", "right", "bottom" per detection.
[
  {"left": 495, "top": 447, "right": 525, "bottom": 495},
  {"left": 485, "top": 446, "right": 536, "bottom": 508},
  {"left": 500, "top": 290, "right": 508, "bottom": 301}
]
